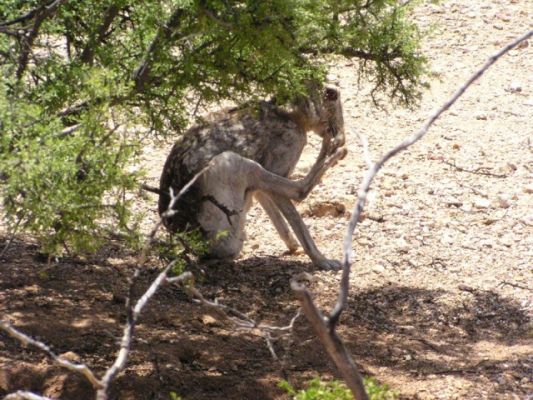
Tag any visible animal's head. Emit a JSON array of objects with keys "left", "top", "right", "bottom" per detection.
[
  {"left": 320, "top": 85, "right": 345, "bottom": 148},
  {"left": 292, "top": 84, "right": 345, "bottom": 149}
]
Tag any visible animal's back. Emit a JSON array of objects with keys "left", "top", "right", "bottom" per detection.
[{"left": 158, "top": 103, "right": 306, "bottom": 232}]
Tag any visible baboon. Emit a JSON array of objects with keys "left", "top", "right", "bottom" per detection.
[{"left": 159, "top": 85, "right": 346, "bottom": 269}]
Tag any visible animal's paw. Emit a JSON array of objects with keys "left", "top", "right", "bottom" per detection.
[
  {"left": 314, "top": 258, "right": 342, "bottom": 271},
  {"left": 325, "top": 147, "right": 347, "bottom": 168},
  {"left": 336, "top": 146, "right": 348, "bottom": 160}
]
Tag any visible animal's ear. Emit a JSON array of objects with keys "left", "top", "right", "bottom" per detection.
[{"left": 324, "top": 86, "right": 339, "bottom": 101}]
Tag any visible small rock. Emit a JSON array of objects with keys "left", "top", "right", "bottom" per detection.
[
  {"left": 251, "top": 243, "right": 260, "bottom": 250},
  {"left": 445, "top": 198, "right": 463, "bottom": 207},
  {"left": 306, "top": 201, "right": 346, "bottom": 218},
  {"left": 507, "top": 162, "right": 518, "bottom": 171},
  {"left": 496, "top": 195, "right": 512, "bottom": 209},
  {"left": 521, "top": 214, "right": 533, "bottom": 226},
  {"left": 523, "top": 185, "right": 533, "bottom": 194},
  {"left": 452, "top": 143, "right": 461, "bottom": 150},
  {"left": 474, "top": 198, "right": 491, "bottom": 209},
  {"left": 508, "top": 81, "right": 522, "bottom": 93},
  {"left": 373, "top": 263, "right": 386, "bottom": 273},
  {"left": 475, "top": 113, "right": 488, "bottom": 120},
  {"left": 201, "top": 314, "right": 218, "bottom": 326},
  {"left": 516, "top": 39, "right": 529, "bottom": 49},
  {"left": 59, "top": 351, "right": 81, "bottom": 363},
  {"left": 326, "top": 73, "right": 339, "bottom": 83}
]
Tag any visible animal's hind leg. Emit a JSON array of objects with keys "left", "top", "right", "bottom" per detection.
[
  {"left": 205, "top": 150, "right": 344, "bottom": 263},
  {"left": 270, "top": 194, "right": 341, "bottom": 270},
  {"left": 210, "top": 147, "right": 346, "bottom": 201},
  {"left": 255, "top": 191, "right": 299, "bottom": 253}
]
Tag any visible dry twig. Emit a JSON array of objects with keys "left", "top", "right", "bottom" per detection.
[
  {"left": 443, "top": 160, "right": 509, "bottom": 178},
  {"left": 3, "top": 392, "right": 53, "bottom": 400}
]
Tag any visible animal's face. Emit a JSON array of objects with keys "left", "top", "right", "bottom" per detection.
[{"left": 319, "top": 85, "right": 345, "bottom": 148}]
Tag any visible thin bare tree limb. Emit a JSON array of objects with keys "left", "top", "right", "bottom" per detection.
[
  {"left": 358, "top": 133, "right": 373, "bottom": 168},
  {"left": 0, "top": 0, "right": 56, "bottom": 27},
  {"left": 96, "top": 265, "right": 190, "bottom": 400},
  {"left": 291, "top": 280, "right": 369, "bottom": 400},
  {"left": 15, "top": 0, "right": 67, "bottom": 79},
  {"left": 292, "top": 29, "right": 532, "bottom": 400},
  {"left": 3, "top": 391, "right": 53, "bottom": 400},
  {"left": 330, "top": 28, "right": 533, "bottom": 327},
  {"left": 140, "top": 165, "right": 210, "bottom": 265},
  {"left": 133, "top": 7, "right": 187, "bottom": 91},
  {"left": 0, "top": 320, "right": 102, "bottom": 389},
  {"left": 442, "top": 160, "right": 509, "bottom": 178},
  {"left": 80, "top": 4, "right": 120, "bottom": 65}
]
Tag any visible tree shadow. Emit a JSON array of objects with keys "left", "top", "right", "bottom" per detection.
[{"left": 0, "top": 237, "right": 530, "bottom": 399}]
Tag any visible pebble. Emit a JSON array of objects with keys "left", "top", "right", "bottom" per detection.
[
  {"left": 201, "top": 314, "right": 218, "bottom": 326},
  {"left": 523, "top": 185, "right": 533, "bottom": 194},
  {"left": 373, "top": 263, "right": 386, "bottom": 273},
  {"left": 59, "top": 351, "right": 81, "bottom": 363},
  {"left": 521, "top": 215, "right": 533, "bottom": 226},
  {"left": 508, "top": 81, "right": 522, "bottom": 93},
  {"left": 496, "top": 195, "right": 512, "bottom": 209},
  {"left": 474, "top": 198, "right": 491, "bottom": 209}
]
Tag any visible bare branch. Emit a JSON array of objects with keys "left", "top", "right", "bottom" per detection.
[
  {"left": 80, "top": 4, "right": 120, "bottom": 65},
  {"left": 0, "top": 0, "right": 56, "bottom": 27},
  {"left": 140, "top": 183, "right": 162, "bottom": 195},
  {"left": 15, "top": 0, "right": 68, "bottom": 79},
  {"left": 442, "top": 160, "right": 509, "bottom": 178},
  {"left": 291, "top": 280, "right": 369, "bottom": 400},
  {"left": 330, "top": 28, "right": 533, "bottom": 327},
  {"left": 96, "top": 265, "right": 189, "bottom": 399},
  {"left": 140, "top": 165, "right": 210, "bottom": 265},
  {"left": 3, "top": 391, "right": 53, "bottom": 400},
  {"left": 181, "top": 281, "right": 301, "bottom": 350},
  {"left": 292, "top": 29, "right": 532, "bottom": 400},
  {"left": 0, "top": 320, "right": 102, "bottom": 389},
  {"left": 133, "top": 7, "right": 187, "bottom": 91},
  {"left": 358, "top": 133, "right": 373, "bottom": 168}
]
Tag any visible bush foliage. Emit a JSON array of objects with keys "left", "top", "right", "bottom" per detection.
[
  {"left": 280, "top": 377, "right": 398, "bottom": 400},
  {"left": 0, "top": 0, "right": 429, "bottom": 254}
]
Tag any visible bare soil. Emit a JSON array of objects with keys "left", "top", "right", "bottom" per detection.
[{"left": 1, "top": 1, "right": 532, "bottom": 399}]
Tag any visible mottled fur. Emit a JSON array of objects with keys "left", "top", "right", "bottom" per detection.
[{"left": 159, "top": 86, "right": 345, "bottom": 269}]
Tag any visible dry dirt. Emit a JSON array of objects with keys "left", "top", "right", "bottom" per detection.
[{"left": 1, "top": 1, "right": 532, "bottom": 399}]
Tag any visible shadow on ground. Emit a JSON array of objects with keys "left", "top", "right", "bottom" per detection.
[{"left": 0, "top": 238, "right": 530, "bottom": 399}]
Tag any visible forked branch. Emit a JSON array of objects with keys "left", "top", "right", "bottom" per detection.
[{"left": 293, "top": 29, "right": 532, "bottom": 400}]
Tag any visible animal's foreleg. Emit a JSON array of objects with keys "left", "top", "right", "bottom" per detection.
[{"left": 255, "top": 191, "right": 299, "bottom": 253}]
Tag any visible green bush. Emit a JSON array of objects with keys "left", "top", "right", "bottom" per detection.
[
  {"left": 280, "top": 377, "right": 398, "bottom": 400},
  {"left": 0, "top": 0, "right": 429, "bottom": 255}
]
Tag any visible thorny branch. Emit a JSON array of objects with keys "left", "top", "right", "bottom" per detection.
[{"left": 292, "top": 29, "right": 532, "bottom": 400}]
